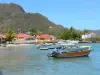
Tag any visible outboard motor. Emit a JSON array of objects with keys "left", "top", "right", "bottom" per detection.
[
  {"left": 47, "top": 48, "right": 59, "bottom": 58},
  {"left": 51, "top": 51, "right": 58, "bottom": 57},
  {"left": 47, "top": 50, "right": 58, "bottom": 57}
]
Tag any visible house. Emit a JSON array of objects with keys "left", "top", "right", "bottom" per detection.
[
  {"left": 36, "top": 34, "right": 56, "bottom": 42},
  {"left": 16, "top": 33, "right": 34, "bottom": 40},
  {"left": 0, "top": 34, "right": 6, "bottom": 42},
  {"left": 82, "top": 33, "right": 96, "bottom": 39}
]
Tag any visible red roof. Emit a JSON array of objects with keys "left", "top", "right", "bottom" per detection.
[
  {"left": 36, "top": 34, "right": 55, "bottom": 39},
  {"left": 16, "top": 33, "right": 31, "bottom": 37}
]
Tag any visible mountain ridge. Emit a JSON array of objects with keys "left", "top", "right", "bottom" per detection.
[
  {"left": 88, "top": 29, "right": 100, "bottom": 35},
  {"left": 0, "top": 3, "right": 65, "bottom": 35}
]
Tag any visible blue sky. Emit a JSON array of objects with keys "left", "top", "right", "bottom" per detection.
[{"left": 0, "top": 0, "right": 100, "bottom": 30}]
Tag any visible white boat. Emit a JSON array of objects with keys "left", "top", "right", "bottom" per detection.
[
  {"left": 68, "top": 40, "right": 79, "bottom": 44},
  {"left": 39, "top": 45, "right": 48, "bottom": 50},
  {"left": 58, "top": 40, "right": 79, "bottom": 44},
  {"left": 57, "top": 40, "right": 75, "bottom": 46}
]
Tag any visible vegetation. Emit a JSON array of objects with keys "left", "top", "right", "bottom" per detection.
[
  {"left": 28, "top": 28, "right": 42, "bottom": 36},
  {"left": 88, "top": 30, "right": 100, "bottom": 35},
  {"left": 59, "top": 27, "right": 82, "bottom": 40},
  {"left": 86, "top": 36, "right": 100, "bottom": 41},
  {"left": 5, "top": 29, "right": 16, "bottom": 43},
  {"left": 83, "top": 29, "right": 88, "bottom": 34},
  {"left": 0, "top": 3, "right": 99, "bottom": 40},
  {"left": 0, "top": 3, "right": 65, "bottom": 36}
]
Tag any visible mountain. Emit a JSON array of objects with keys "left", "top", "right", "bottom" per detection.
[
  {"left": 0, "top": 3, "right": 25, "bottom": 24},
  {"left": 88, "top": 30, "right": 100, "bottom": 35},
  {"left": 0, "top": 3, "right": 66, "bottom": 35}
]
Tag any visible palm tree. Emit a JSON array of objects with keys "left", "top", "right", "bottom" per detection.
[{"left": 5, "top": 29, "right": 16, "bottom": 44}]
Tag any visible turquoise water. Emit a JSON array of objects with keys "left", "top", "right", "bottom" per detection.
[{"left": 0, "top": 43, "right": 100, "bottom": 75}]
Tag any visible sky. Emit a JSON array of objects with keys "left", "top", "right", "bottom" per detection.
[{"left": 0, "top": 0, "right": 100, "bottom": 30}]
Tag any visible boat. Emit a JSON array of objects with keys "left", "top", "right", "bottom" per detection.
[
  {"left": 47, "top": 44, "right": 92, "bottom": 58},
  {"left": 36, "top": 44, "right": 41, "bottom": 49},
  {"left": 0, "top": 43, "right": 7, "bottom": 47},
  {"left": 57, "top": 40, "right": 79, "bottom": 45},
  {"left": 66, "top": 40, "right": 79, "bottom": 44},
  {"left": 92, "top": 39, "right": 96, "bottom": 43},
  {"left": 47, "top": 44, "right": 58, "bottom": 49},
  {"left": 36, "top": 43, "right": 48, "bottom": 50},
  {"left": 40, "top": 47, "right": 48, "bottom": 50},
  {"left": 37, "top": 43, "right": 55, "bottom": 50},
  {"left": 44, "top": 43, "right": 53, "bottom": 46},
  {"left": 39, "top": 45, "right": 48, "bottom": 50}
]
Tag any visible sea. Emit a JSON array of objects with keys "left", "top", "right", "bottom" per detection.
[{"left": 0, "top": 43, "right": 100, "bottom": 75}]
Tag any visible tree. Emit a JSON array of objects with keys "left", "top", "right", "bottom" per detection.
[
  {"left": 59, "top": 27, "right": 82, "bottom": 40},
  {"left": 28, "top": 28, "right": 42, "bottom": 36},
  {"left": 36, "top": 29, "right": 42, "bottom": 35},
  {"left": 5, "top": 29, "right": 16, "bottom": 43},
  {"left": 70, "top": 27, "right": 74, "bottom": 31},
  {"left": 28, "top": 28, "right": 37, "bottom": 36},
  {"left": 83, "top": 29, "right": 88, "bottom": 34}
]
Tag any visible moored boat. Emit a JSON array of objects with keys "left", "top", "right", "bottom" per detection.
[
  {"left": 47, "top": 45, "right": 92, "bottom": 58},
  {"left": 39, "top": 45, "right": 48, "bottom": 50},
  {"left": 40, "top": 48, "right": 48, "bottom": 50}
]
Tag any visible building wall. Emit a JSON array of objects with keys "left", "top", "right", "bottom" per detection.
[
  {"left": 36, "top": 38, "right": 56, "bottom": 43},
  {"left": 82, "top": 33, "right": 96, "bottom": 39},
  {"left": 16, "top": 37, "right": 25, "bottom": 40},
  {"left": 36, "top": 39, "right": 51, "bottom": 42}
]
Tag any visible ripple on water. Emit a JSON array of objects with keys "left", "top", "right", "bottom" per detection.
[{"left": 0, "top": 44, "right": 100, "bottom": 75}]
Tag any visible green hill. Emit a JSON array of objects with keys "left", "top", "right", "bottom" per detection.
[{"left": 0, "top": 3, "right": 66, "bottom": 35}]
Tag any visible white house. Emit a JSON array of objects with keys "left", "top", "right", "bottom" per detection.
[{"left": 82, "top": 33, "right": 96, "bottom": 39}]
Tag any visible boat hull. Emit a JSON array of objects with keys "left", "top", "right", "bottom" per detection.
[
  {"left": 50, "top": 50, "right": 92, "bottom": 58},
  {"left": 40, "top": 48, "right": 48, "bottom": 50}
]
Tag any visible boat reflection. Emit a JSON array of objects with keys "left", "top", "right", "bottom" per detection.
[{"left": 49, "top": 56, "right": 92, "bottom": 62}]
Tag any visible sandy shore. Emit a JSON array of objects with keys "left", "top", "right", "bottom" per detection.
[
  {"left": 6, "top": 44, "right": 34, "bottom": 47},
  {"left": 0, "top": 44, "right": 35, "bottom": 48}
]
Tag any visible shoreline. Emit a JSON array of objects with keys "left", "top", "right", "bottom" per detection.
[{"left": 79, "top": 41, "right": 100, "bottom": 43}]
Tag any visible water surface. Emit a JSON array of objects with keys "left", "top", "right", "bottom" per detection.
[{"left": 0, "top": 43, "right": 100, "bottom": 75}]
